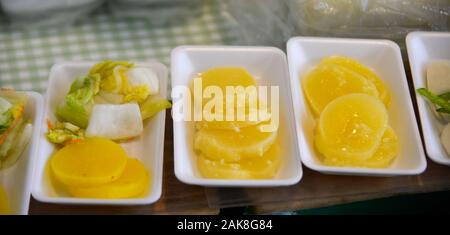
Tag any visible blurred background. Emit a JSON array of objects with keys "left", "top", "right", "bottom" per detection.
[{"left": 0, "top": 0, "right": 448, "bottom": 92}]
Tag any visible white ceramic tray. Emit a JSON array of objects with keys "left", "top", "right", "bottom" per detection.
[
  {"left": 406, "top": 31, "right": 450, "bottom": 166},
  {"left": 171, "top": 46, "right": 302, "bottom": 187},
  {"left": 287, "top": 36, "right": 427, "bottom": 176},
  {"left": 0, "top": 91, "right": 43, "bottom": 214},
  {"left": 32, "top": 61, "right": 167, "bottom": 205}
]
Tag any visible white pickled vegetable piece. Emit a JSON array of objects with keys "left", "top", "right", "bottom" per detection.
[
  {"left": 95, "top": 90, "right": 124, "bottom": 104},
  {"left": 0, "top": 97, "right": 12, "bottom": 114},
  {"left": 126, "top": 67, "right": 159, "bottom": 95},
  {"left": 426, "top": 60, "right": 450, "bottom": 123},
  {"left": 1, "top": 123, "right": 32, "bottom": 169},
  {"left": 86, "top": 103, "right": 143, "bottom": 140},
  {"left": 441, "top": 123, "right": 450, "bottom": 156},
  {"left": 427, "top": 60, "right": 450, "bottom": 95}
]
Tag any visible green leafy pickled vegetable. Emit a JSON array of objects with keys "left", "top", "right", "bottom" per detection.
[
  {"left": 439, "top": 91, "right": 450, "bottom": 101},
  {"left": 140, "top": 95, "right": 171, "bottom": 120},
  {"left": 417, "top": 88, "right": 450, "bottom": 114},
  {"left": 0, "top": 91, "right": 27, "bottom": 135},
  {"left": 0, "top": 90, "right": 31, "bottom": 169},
  {"left": 437, "top": 108, "right": 450, "bottom": 114},
  {"left": 1, "top": 122, "right": 32, "bottom": 169},
  {"left": 89, "top": 61, "right": 133, "bottom": 93},
  {"left": 46, "top": 121, "right": 84, "bottom": 144},
  {"left": 56, "top": 74, "right": 100, "bottom": 128},
  {"left": 0, "top": 111, "right": 13, "bottom": 134},
  {"left": 0, "top": 119, "right": 23, "bottom": 159}
]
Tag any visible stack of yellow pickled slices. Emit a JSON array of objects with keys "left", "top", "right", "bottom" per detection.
[
  {"left": 303, "top": 56, "right": 399, "bottom": 168},
  {"left": 193, "top": 67, "right": 281, "bottom": 179},
  {"left": 50, "top": 138, "right": 150, "bottom": 199}
]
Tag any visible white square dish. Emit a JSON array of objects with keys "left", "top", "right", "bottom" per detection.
[
  {"left": 32, "top": 61, "right": 168, "bottom": 205},
  {"left": 0, "top": 91, "right": 44, "bottom": 214},
  {"left": 287, "top": 36, "right": 427, "bottom": 176},
  {"left": 406, "top": 31, "right": 450, "bottom": 166},
  {"left": 171, "top": 46, "right": 302, "bottom": 187}
]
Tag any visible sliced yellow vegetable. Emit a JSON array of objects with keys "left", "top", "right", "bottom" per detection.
[
  {"left": 322, "top": 126, "right": 399, "bottom": 168},
  {"left": 316, "top": 94, "right": 388, "bottom": 160},
  {"left": 321, "top": 56, "right": 391, "bottom": 107},
  {"left": 198, "top": 143, "right": 280, "bottom": 179},
  {"left": 0, "top": 185, "right": 9, "bottom": 215},
  {"left": 68, "top": 158, "right": 150, "bottom": 199},
  {"left": 194, "top": 122, "right": 278, "bottom": 162},
  {"left": 50, "top": 137, "right": 128, "bottom": 187},
  {"left": 302, "top": 63, "right": 379, "bottom": 115}
]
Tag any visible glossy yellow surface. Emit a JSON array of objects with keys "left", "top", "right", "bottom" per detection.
[
  {"left": 50, "top": 137, "right": 128, "bottom": 187},
  {"left": 322, "top": 126, "right": 399, "bottom": 168},
  {"left": 194, "top": 122, "right": 278, "bottom": 162},
  {"left": 321, "top": 56, "right": 391, "bottom": 107},
  {"left": 0, "top": 185, "right": 9, "bottom": 214},
  {"left": 68, "top": 158, "right": 149, "bottom": 199},
  {"left": 198, "top": 143, "right": 281, "bottom": 179},
  {"left": 316, "top": 94, "right": 388, "bottom": 160},
  {"left": 304, "top": 56, "right": 398, "bottom": 168},
  {"left": 302, "top": 63, "right": 378, "bottom": 115},
  {"left": 194, "top": 67, "right": 280, "bottom": 179},
  {"left": 195, "top": 67, "right": 267, "bottom": 130}
]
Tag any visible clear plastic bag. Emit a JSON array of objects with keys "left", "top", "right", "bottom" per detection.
[
  {"left": 227, "top": 0, "right": 450, "bottom": 49},
  {"left": 225, "top": 0, "right": 295, "bottom": 48}
]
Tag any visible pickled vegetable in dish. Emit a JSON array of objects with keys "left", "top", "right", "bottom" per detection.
[
  {"left": 47, "top": 60, "right": 171, "bottom": 145},
  {"left": 50, "top": 137, "right": 128, "bottom": 187},
  {"left": 68, "top": 158, "right": 150, "bottom": 199},
  {"left": 303, "top": 56, "right": 398, "bottom": 168},
  {"left": 49, "top": 137, "right": 149, "bottom": 199},
  {"left": 45, "top": 61, "right": 168, "bottom": 199},
  {"left": 302, "top": 63, "right": 378, "bottom": 115},
  {"left": 193, "top": 67, "right": 270, "bottom": 130},
  {"left": 416, "top": 60, "right": 450, "bottom": 156},
  {"left": 198, "top": 143, "right": 281, "bottom": 179},
  {"left": 85, "top": 103, "right": 143, "bottom": 140},
  {"left": 320, "top": 56, "right": 391, "bottom": 107},
  {"left": 194, "top": 122, "right": 278, "bottom": 162},
  {"left": 317, "top": 94, "right": 388, "bottom": 160},
  {"left": 0, "top": 90, "right": 32, "bottom": 169},
  {"left": 193, "top": 67, "right": 280, "bottom": 179}
]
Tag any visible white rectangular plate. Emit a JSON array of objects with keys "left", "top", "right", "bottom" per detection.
[
  {"left": 406, "top": 31, "right": 450, "bottom": 166},
  {"left": 32, "top": 61, "right": 167, "bottom": 205},
  {"left": 171, "top": 46, "right": 302, "bottom": 187},
  {"left": 287, "top": 36, "right": 427, "bottom": 176}
]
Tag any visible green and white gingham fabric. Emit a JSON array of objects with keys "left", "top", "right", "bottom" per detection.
[{"left": 0, "top": 1, "right": 236, "bottom": 93}]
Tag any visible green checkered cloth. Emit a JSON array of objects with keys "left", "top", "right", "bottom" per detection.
[{"left": 0, "top": 1, "right": 236, "bottom": 93}]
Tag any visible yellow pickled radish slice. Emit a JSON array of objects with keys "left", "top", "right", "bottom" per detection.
[
  {"left": 317, "top": 94, "right": 388, "bottom": 160},
  {"left": 0, "top": 185, "right": 9, "bottom": 215},
  {"left": 68, "top": 158, "right": 150, "bottom": 199},
  {"left": 194, "top": 122, "right": 278, "bottom": 162},
  {"left": 193, "top": 67, "right": 266, "bottom": 130},
  {"left": 196, "top": 117, "right": 263, "bottom": 130},
  {"left": 198, "top": 67, "right": 256, "bottom": 90},
  {"left": 322, "top": 126, "right": 399, "bottom": 168},
  {"left": 50, "top": 138, "right": 128, "bottom": 187},
  {"left": 198, "top": 143, "right": 281, "bottom": 179},
  {"left": 321, "top": 56, "right": 391, "bottom": 107},
  {"left": 302, "top": 63, "right": 379, "bottom": 115},
  {"left": 196, "top": 100, "right": 272, "bottom": 131},
  {"left": 364, "top": 126, "right": 399, "bottom": 168}
]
